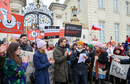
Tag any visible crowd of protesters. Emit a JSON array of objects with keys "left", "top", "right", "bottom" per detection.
[{"left": 0, "top": 34, "right": 130, "bottom": 84}]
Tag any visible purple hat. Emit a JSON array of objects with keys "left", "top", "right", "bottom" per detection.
[
  {"left": 36, "top": 39, "right": 46, "bottom": 49},
  {"left": 95, "top": 42, "right": 103, "bottom": 48}
]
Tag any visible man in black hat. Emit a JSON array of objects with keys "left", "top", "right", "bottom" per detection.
[
  {"left": 19, "top": 34, "right": 33, "bottom": 52},
  {"left": 0, "top": 41, "right": 8, "bottom": 84}
]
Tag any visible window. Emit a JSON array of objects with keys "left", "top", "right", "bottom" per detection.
[
  {"left": 99, "top": 22, "right": 105, "bottom": 43},
  {"left": 115, "top": 24, "right": 119, "bottom": 42},
  {"left": 127, "top": 26, "right": 130, "bottom": 36},
  {"left": 78, "top": 0, "right": 81, "bottom": 11},
  {"left": 98, "top": 0, "right": 104, "bottom": 8},
  {"left": 126, "top": 2, "right": 129, "bottom": 14},
  {"left": 114, "top": 0, "right": 118, "bottom": 11},
  {"left": 65, "top": 13, "right": 67, "bottom": 21}
]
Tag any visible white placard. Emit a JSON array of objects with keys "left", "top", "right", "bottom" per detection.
[{"left": 109, "top": 55, "right": 130, "bottom": 80}]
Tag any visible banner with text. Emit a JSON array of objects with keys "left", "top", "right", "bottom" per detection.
[
  {"left": 27, "top": 30, "right": 41, "bottom": 40},
  {"left": 0, "top": 13, "right": 24, "bottom": 34},
  {"left": 65, "top": 24, "right": 82, "bottom": 37},
  {"left": 44, "top": 26, "right": 60, "bottom": 39},
  {"left": 109, "top": 55, "right": 130, "bottom": 80}
]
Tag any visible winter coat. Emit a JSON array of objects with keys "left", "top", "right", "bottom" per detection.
[
  {"left": 93, "top": 52, "right": 108, "bottom": 75},
  {"left": 20, "top": 43, "right": 33, "bottom": 52},
  {"left": 120, "top": 58, "right": 130, "bottom": 80},
  {"left": 124, "top": 41, "right": 128, "bottom": 51},
  {"left": 70, "top": 48, "right": 91, "bottom": 75},
  {"left": 3, "top": 58, "right": 28, "bottom": 84},
  {"left": 53, "top": 45, "right": 69, "bottom": 82},
  {"left": 0, "top": 54, "right": 6, "bottom": 84},
  {"left": 33, "top": 50, "right": 51, "bottom": 84}
]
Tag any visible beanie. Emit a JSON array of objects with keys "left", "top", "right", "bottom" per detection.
[
  {"left": 95, "top": 42, "right": 103, "bottom": 48},
  {"left": 77, "top": 41, "right": 84, "bottom": 46},
  {"left": 111, "top": 40, "right": 116, "bottom": 45},
  {"left": 36, "top": 39, "right": 46, "bottom": 49}
]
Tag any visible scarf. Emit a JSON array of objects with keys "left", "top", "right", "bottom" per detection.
[
  {"left": 20, "top": 43, "right": 27, "bottom": 50},
  {"left": 95, "top": 49, "right": 106, "bottom": 79}
]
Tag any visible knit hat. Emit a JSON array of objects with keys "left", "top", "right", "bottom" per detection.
[
  {"left": 77, "top": 41, "right": 84, "bottom": 46},
  {"left": 111, "top": 40, "right": 116, "bottom": 45},
  {"left": 95, "top": 42, "right": 103, "bottom": 48},
  {"left": 36, "top": 39, "right": 46, "bottom": 49},
  {"left": 88, "top": 44, "right": 94, "bottom": 49},
  {"left": 20, "top": 34, "right": 27, "bottom": 38}
]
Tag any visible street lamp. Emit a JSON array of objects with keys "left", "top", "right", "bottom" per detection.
[{"left": 71, "top": 6, "right": 78, "bottom": 17}]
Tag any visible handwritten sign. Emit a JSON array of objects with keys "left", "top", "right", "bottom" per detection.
[
  {"left": 20, "top": 50, "right": 54, "bottom": 84},
  {"left": 109, "top": 55, "right": 130, "bottom": 80}
]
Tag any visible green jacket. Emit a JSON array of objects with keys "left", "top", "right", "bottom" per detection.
[{"left": 53, "top": 45, "right": 69, "bottom": 82}]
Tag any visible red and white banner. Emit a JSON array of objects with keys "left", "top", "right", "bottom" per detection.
[
  {"left": 11, "top": 34, "right": 20, "bottom": 39},
  {"left": 0, "top": 0, "right": 12, "bottom": 20},
  {"left": 92, "top": 24, "right": 102, "bottom": 31},
  {"left": 59, "top": 29, "right": 64, "bottom": 38},
  {"left": 27, "top": 30, "right": 41, "bottom": 40},
  {"left": 0, "top": 13, "right": 24, "bottom": 34}
]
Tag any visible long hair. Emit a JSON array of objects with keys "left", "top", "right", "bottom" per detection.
[{"left": 7, "top": 43, "right": 21, "bottom": 65}]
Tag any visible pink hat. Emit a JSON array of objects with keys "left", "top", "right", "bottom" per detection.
[
  {"left": 36, "top": 39, "right": 46, "bottom": 49},
  {"left": 95, "top": 42, "right": 103, "bottom": 48}
]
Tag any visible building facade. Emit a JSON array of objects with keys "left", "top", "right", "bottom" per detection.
[{"left": 62, "top": 0, "right": 130, "bottom": 43}]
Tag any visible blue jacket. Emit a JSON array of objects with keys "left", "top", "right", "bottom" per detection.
[
  {"left": 120, "top": 58, "right": 130, "bottom": 80},
  {"left": 33, "top": 50, "right": 51, "bottom": 84},
  {"left": 70, "top": 49, "right": 91, "bottom": 75}
]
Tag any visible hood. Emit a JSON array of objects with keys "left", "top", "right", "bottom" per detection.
[{"left": 113, "top": 46, "right": 124, "bottom": 56}]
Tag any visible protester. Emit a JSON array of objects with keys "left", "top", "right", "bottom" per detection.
[
  {"left": 47, "top": 42, "right": 54, "bottom": 51},
  {"left": 68, "top": 43, "right": 77, "bottom": 83},
  {"left": 3, "top": 43, "right": 29, "bottom": 84},
  {"left": 70, "top": 41, "right": 91, "bottom": 84},
  {"left": 33, "top": 39, "right": 55, "bottom": 84},
  {"left": 27, "top": 40, "right": 31, "bottom": 46},
  {"left": 0, "top": 41, "right": 8, "bottom": 84},
  {"left": 92, "top": 42, "right": 108, "bottom": 84},
  {"left": 31, "top": 42, "right": 36, "bottom": 52},
  {"left": 107, "top": 41, "right": 116, "bottom": 84},
  {"left": 114, "top": 58, "right": 130, "bottom": 84},
  {"left": 120, "top": 45, "right": 126, "bottom": 55},
  {"left": 53, "top": 38, "right": 72, "bottom": 84},
  {"left": 19, "top": 34, "right": 33, "bottom": 52},
  {"left": 112, "top": 46, "right": 127, "bottom": 84},
  {"left": 87, "top": 44, "right": 95, "bottom": 84},
  {"left": 66, "top": 40, "right": 70, "bottom": 48}
]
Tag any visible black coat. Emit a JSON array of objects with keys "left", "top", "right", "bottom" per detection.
[
  {"left": 0, "top": 54, "right": 6, "bottom": 84},
  {"left": 120, "top": 58, "right": 130, "bottom": 80},
  {"left": 70, "top": 49, "right": 91, "bottom": 75},
  {"left": 93, "top": 52, "right": 109, "bottom": 71}
]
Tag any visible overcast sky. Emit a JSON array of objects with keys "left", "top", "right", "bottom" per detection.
[{"left": 27, "top": 0, "right": 65, "bottom": 7}]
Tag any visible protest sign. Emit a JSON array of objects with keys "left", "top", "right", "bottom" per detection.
[
  {"left": 27, "top": 30, "right": 41, "bottom": 40},
  {"left": 44, "top": 26, "right": 60, "bottom": 39},
  {"left": 20, "top": 50, "right": 34, "bottom": 83},
  {"left": 0, "top": 13, "right": 24, "bottom": 34},
  {"left": 109, "top": 55, "right": 130, "bottom": 80},
  {"left": 65, "top": 24, "right": 82, "bottom": 37},
  {"left": 20, "top": 50, "right": 54, "bottom": 84},
  {"left": 0, "top": 0, "right": 12, "bottom": 20}
]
